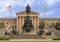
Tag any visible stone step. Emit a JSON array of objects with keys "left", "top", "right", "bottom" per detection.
[{"left": 9, "top": 34, "right": 42, "bottom": 39}]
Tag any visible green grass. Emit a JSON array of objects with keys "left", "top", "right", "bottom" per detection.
[{"left": 0, "top": 40, "right": 60, "bottom": 42}]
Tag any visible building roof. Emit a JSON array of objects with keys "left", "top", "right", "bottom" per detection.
[
  {"left": 0, "top": 18, "right": 16, "bottom": 20},
  {"left": 16, "top": 11, "right": 39, "bottom": 15},
  {"left": 0, "top": 17, "right": 60, "bottom": 20},
  {"left": 40, "top": 18, "right": 60, "bottom": 20}
]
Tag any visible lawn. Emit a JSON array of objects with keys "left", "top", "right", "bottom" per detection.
[{"left": 0, "top": 40, "right": 60, "bottom": 42}]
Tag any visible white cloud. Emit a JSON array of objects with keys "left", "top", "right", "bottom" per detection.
[
  {"left": 0, "top": 0, "right": 60, "bottom": 18},
  {"left": 24, "top": 0, "right": 36, "bottom": 6},
  {"left": 44, "top": 0, "right": 60, "bottom": 7},
  {"left": 0, "top": 0, "right": 35, "bottom": 15},
  {"left": 46, "top": 11, "right": 55, "bottom": 16},
  {"left": 40, "top": 10, "right": 56, "bottom": 18},
  {"left": 0, "top": 0, "right": 27, "bottom": 18},
  {"left": 45, "top": 10, "right": 56, "bottom": 18}
]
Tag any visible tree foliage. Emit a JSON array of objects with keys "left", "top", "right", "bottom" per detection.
[
  {"left": 50, "top": 22, "right": 56, "bottom": 28},
  {"left": 55, "top": 22, "right": 60, "bottom": 31},
  {"left": 39, "top": 20, "right": 45, "bottom": 29},
  {"left": 0, "top": 22, "right": 5, "bottom": 28}
]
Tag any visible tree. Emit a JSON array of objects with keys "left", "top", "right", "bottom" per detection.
[
  {"left": 0, "top": 22, "right": 5, "bottom": 28},
  {"left": 55, "top": 22, "right": 60, "bottom": 31},
  {"left": 12, "top": 28, "right": 18, "bottom": 35},
  {"left": 37, "top": 21, "right": 45, "bottom": 35},
  {"left": 50, "top": 22, "right": 56, "bottom": 28},
  {"left": 39, "top": 20, "right": 45, "bottom": 29}
]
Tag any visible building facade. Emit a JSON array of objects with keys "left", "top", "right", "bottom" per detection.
[
  {"left": 0, "top": 11, "right": 60, "bottom": 33},
  {"left": 16, "top": 11, "right": 39, "bottom": 32}
]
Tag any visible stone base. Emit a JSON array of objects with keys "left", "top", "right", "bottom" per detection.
[
  {"left": 41, "top": 35, "right": 56, "bottom": 39},
  {"left": 9, "top": 33, "right": 42, "bottom": 39}
]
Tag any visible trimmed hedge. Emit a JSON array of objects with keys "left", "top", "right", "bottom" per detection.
[
  {"left": 0, "top": 37, "right": 9, "bottom": 40},
  {"left": 53, "top": 38, "right": 60, "bottom": 40}
]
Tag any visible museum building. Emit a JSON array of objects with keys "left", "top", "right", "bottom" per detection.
[{"left": 0, "top": 5, "right": 60, "bottom": 33}]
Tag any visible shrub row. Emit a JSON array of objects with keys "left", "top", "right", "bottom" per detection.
[
  {"left": 0, "top": 37, "right": 9, "bottom": 40},
  {"left": 53, "top": 38, "right": 60, "bottom": 40}
]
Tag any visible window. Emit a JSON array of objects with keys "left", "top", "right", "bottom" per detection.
[
  {"left": 15, "top": 22, "right": 16, "bottom": 24},
  {"left": 15, "top": 26, "right": 16, "bottom": 28},
  {"left": 6, "top": 22, "right": 8, "bottom": 24},
  {"left": 12, "top": 26, "right": 14, "bottom": 28}
]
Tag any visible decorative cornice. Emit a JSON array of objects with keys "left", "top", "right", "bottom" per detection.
[{"left": 16, "top": 11, "right": 39, "bottom": 15}]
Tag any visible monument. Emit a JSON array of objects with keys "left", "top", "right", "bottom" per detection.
[{"left": 22, "top": 4, "right": 34, "bottom": 32}]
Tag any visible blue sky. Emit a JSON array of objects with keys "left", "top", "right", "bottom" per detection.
[{"left": 0, "top": 0, "right": 60, "bottom": 18}]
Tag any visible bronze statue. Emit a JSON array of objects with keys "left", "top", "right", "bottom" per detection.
[
  {"left": 22, "top": 4, "right": 34, "bottom": 32},
  {"left": 26, "top": 4, "right": 31, "bottom": 14}
]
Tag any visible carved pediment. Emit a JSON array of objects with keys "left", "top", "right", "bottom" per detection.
[{"left": 16, "top": 11, "right": 39, "bottom": 15}]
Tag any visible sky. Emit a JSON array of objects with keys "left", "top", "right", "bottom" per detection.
[{"left": 0, "top": 0, "right": 60, "bottom": 18}]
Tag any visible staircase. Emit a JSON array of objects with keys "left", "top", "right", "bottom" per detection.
[{"left": 9, "top": 34, "right": 42, "bottom": 39}]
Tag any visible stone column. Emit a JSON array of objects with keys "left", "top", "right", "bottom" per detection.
[
  {"left": 34, "top": 16, "right": 36, "bottom": 32},
  {"left": 21, "top": 16, "right": 22, "bottom": 28},
  {"left": 19, "top": 16, "right": 21, "bottom": 32},
  {"left": 17, "top": 17, "right": 19, "bottom": 30},
  {"left": 4, "top": 22, "right": 6, "bottom": 31},
  {"left": 36, "top": 16, "right": 39, "bottom": 29},
  {"left": 23, "top": 17, "right": 25, "bottom": 25},
  {"left": 22, "top": 16, "right": 24, "bottom": 27},
  {"left": 35, "top": 16, "right": 37, "bottom": 28},
  {"left": 31, "top": 16, "right": 33, "bottom": 26},
  {"left": 31, "top": 16, "right": 34, "bottom": 32},
  {"left": 33, "top": 16, "right": 34, "bottom": 31},
  {"left": 5, "top": 22, "right": 6, "bottom": 28},
  {"left": 38, "top": 18, "right": 39, "bottom": 29}
]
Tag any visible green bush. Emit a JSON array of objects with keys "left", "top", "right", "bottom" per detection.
[
  {"left": 53, "top": 38, "right": 60, "bottom": 40},
  {"left": 0, "top": 37, "right": 9, "bottom": 40}
]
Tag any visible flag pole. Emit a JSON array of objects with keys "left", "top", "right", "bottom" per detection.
[
  {"left": 7, "top": 5, "right": 11, "bottom": 19},
  {"left": 8, "top": 5, "right": 11, "bottom": 28},
  {"left": 10, "top": 6, "right": 11, "bottom": 28},
  {"left": 41, "top": 6, "right": 45, "bottom": 19},
  {"left": 9, "top": 6, "right": 11, "bottom": 19},
  {"left": 5, "top": 5, "right": 11, "bottom": 34}
]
